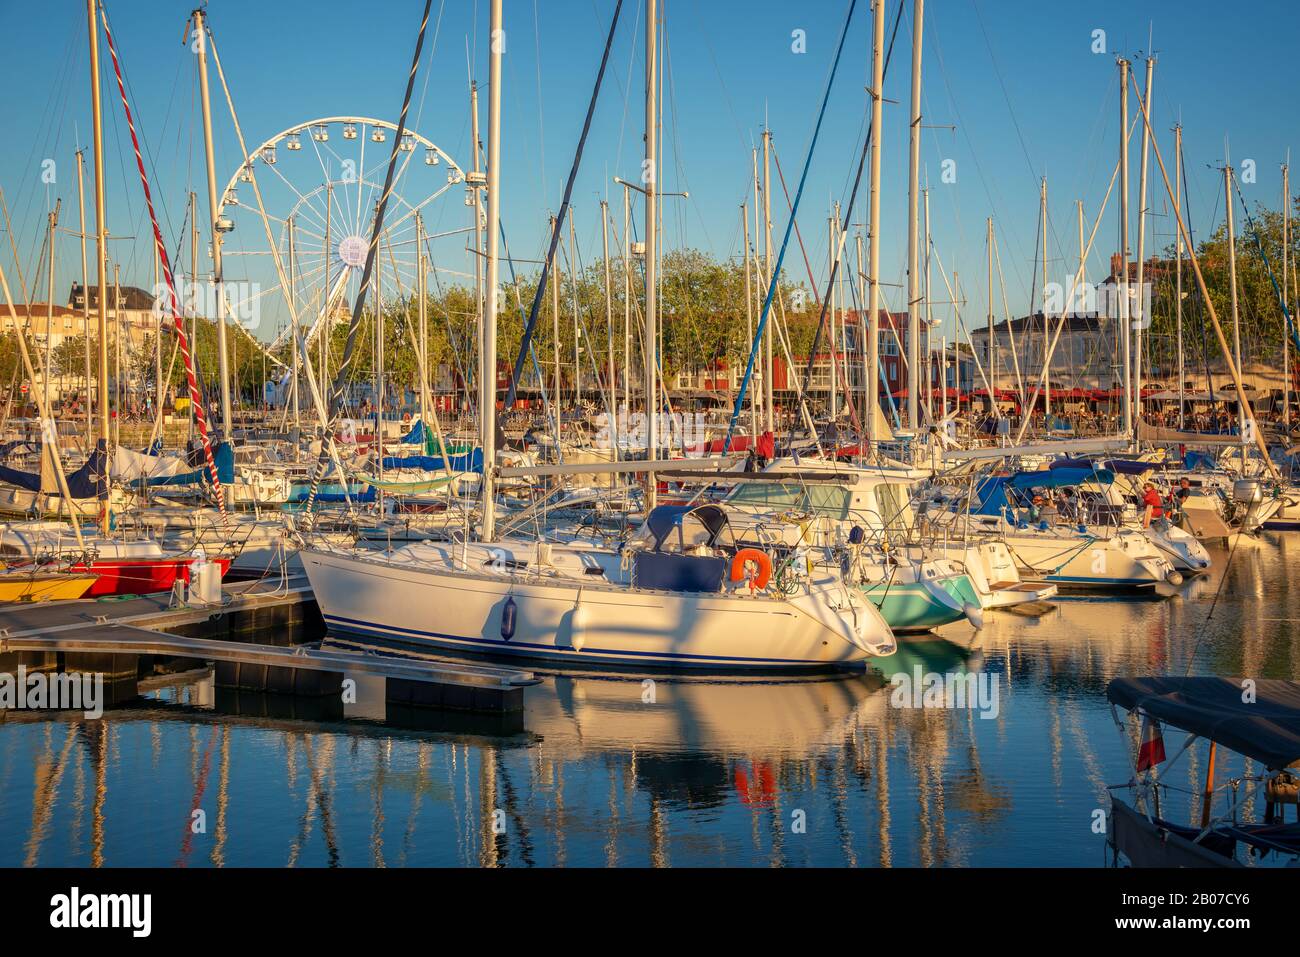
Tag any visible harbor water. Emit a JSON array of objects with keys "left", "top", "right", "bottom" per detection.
[{"left": 1, "top": 536, "right": 1296, "bottom": 867}]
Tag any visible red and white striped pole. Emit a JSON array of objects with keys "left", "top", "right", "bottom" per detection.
[{"left": 99, "top": 4, "right": 226, "bottom": 521}]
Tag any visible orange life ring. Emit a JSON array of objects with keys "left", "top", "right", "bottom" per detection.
[{"left": 729, "top": 548, "right": 773, "bottom": 591}]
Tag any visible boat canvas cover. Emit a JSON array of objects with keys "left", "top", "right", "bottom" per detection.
[
  {"left": 1107, "top": 676, "right": 1300, "bottom": 769},
  {"left": 972, "top": 468, "right": 1115, "bottom": 515},
  {"left": 379, "top": 449, "right": 483, "bottom": 474},
  {"left": 0, "top": 442, "right": 107, "bottom": 498},
  {"left": 112, "top": 445, "right": 189, "bottom": 482},
  {"left": 140, "top": 442, "right": 235, "bottom": 487},
  {"left": 1051, "top": 457, "right": 1152, "bottom": 476}
]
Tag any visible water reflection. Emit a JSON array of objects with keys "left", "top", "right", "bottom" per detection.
[{"left": 1, "top": 536, "right": 1297, "bottom": 866}]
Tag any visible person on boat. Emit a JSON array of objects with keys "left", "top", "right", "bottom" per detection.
[
  {"left": 1056, "top": 487, "right": 1079, "bottom": 523},
  {"left": 1166, "top": 477, "right": 1192, "bottom": 521},
  {"left": 1140, "top": 482, "right": 1164, "bottom": 528}
]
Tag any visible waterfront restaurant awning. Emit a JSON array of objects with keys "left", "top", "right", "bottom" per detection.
[
  {"left": 968, "top": 388, "right": 1020, "bottom": 401},
  {"left": 891, "top": 387, "right": 969, "bottom": 402}
]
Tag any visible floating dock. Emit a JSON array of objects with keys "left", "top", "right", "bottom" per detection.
[{"left": 0, "top": 577, "right": 533, "bottom": 713}]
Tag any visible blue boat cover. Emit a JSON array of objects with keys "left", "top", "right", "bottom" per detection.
[
  {"left": 973, "top": 468, "right": 1115, "bottom": 515},
  {"left": 1051, "top": 456, "right": 1152, "bottom": 476},
  {"left": 379, "top": 449, "right": 483, "bottom": 474},
  {"left": 0, "top": 440, "right": 108, "bottom": 498},
  {"left": 140, "top": 442, "right": 235, "bottom": 487}
]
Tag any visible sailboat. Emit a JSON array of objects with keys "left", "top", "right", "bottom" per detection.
[{"left": 302, "top": 0, "right": 895, "bottom": 671}]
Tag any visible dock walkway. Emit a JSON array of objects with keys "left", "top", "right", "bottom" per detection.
[{"left": 0, "top": 576, "right": 533, "bottom": 713}]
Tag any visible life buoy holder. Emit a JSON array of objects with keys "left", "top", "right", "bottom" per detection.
[{"left": 729, "top": 548, "right": 773, "bottom": 591}]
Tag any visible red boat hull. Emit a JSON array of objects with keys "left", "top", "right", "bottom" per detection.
[{"left": 69, "top": 557, "right": 232, "bottom": 597}]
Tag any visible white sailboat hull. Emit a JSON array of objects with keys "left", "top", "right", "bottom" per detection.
[{"left": 301, "top": 547, "right": 893, "bottom": 670}]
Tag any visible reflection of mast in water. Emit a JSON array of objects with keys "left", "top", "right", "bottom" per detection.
[
  {"left": 604, "top": 760, "right": 620, "bottom": 866},
  {"left": 495, "top": 757, "right": 535, "bottom": 866},
  {"left": 554, "top": 762, "right": 568, "bottom": 868},
  {"left": 24, "top": 723, "right": 78, "bottom": 867},
  {"left": 71, "top": 731, "right": 86, "bottom": 854},
  {"left": 874, "top": 727, "right": 892, "bottom": 867},
  {"left": 397, "top": 741, "right": 432, "bottom": 866},
  {"left": 370, "top": 738, "right": 390, "bottom": 867},
  {"left": 478, "top": 745, "right": 498, "bottom": 867},
  {"left": 289, "top": 735, "right": 339, "bottom": 866},
  {"left": 910, "top": 711, "right": 951, "bottom": 867},
  {"left": 828, "top": 748, "right": 858, "bottom": 867},
  {"left": 177, "top": 728, "right": 217, "bottom": 866},
  {"left": 648, "top": 793, "right": 669, "bottom": 868},
  {"left": 212, "top": 726, "right": 230, "bottom": 866},
  {"left": 1049, "top": 693, "right": 1063, "bottom": 793},
  {"left": 77, "top": 720, "right": 109, "bottom": 868}
]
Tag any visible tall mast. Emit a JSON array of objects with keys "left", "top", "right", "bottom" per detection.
[
  {"left": 751, "top": 148, "right": 763, "bottom": 420},
  {"left": 743, "top": 202, "right": 758, "bottom": 439},
  {"left": 1224, "top": 163, "right": 1243, "bottom": 425},
  {"left": 601, "top": 199, "right": 616, "bottom": 460},
  {"left": 1077, "top": 197, "right": 1087, "bottom": 397},
  {"left": 153, "top": 244, "right": 161, "bottom": 412},
  {"left": 828, "top": 210, "right": 838, "bottom": 420},
  {"left": 192, "top": 8, "right": 233, "bottom": 441},
  {"left": 856, "top": 228, "right": 866, "bottom": 435},
  {"left": 479, "top": 0, "right": 502, "bottom": 541},
  {"left": 471, "top": 79, "right": 484, "bottom": 418},
  {"left": 1038, "top": 177, "right": 1049, "bottom": 418},
  {"left": 622, "top": 184, "right": 631, "bottom": 422},
  {"left": 923, "top": 188, "right": 932, "bottom": 421},
  {"left": 1174, "top": 126, "right": 1184, "bottom": 429},
  {"left": 1283, "top": 160, "right": 1291, "bottom": 429},
  {"left": 1133, "top": 54, "right": 1155, "bottom": 435},
  {"left": 113, "top": 264, "right": 120, "bottom": 429},
  {"left": 322, "top": 181, "right": 331, "bottom": 394},
  {"left": 569, "top": 215, "right": 581, "bottom": 404},
  {"left": 905, "top": 0, "right": 924, "bottom": 431},
  {"left": 87, "top": 0, "right": 110, "bottom": 532},
  {"left": 1118, "top": 57, "right": 1133, "bottom": 438},
  {"left": 289, "top": 216, "right": 300, "bottom": 429},
  {"left": 416, "top": 212, "right": 429, "bottom": 438},
  {"left": 644, "top": 0, "right": 659, "bottom": 483},
  {"left": 762, "top": 131, "right": 774, "bottom": 433},
  {"left": 550, "top": 216, "right": 561, "bottom": 411},
  {"left": 43, "top": 206, "right": 58, "bottom": 411},
  {"left": 188, "top": 191, "right": 198, "bottom": 437},
  {"left": 76, "top": 151, "right": 91, "bottom": 426},
  {"left": 986, "top": 217, "right": 995, "bottom": 396},
  {"left": 374, "top": 236, "right": 383, "bottom": 486},
  {"left": 865, "top": 0, "right": 884, "bottom": 450}
]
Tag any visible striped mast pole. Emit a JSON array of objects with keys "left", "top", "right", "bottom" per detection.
[{"left": 98, "top": 2, "right": 226, "bottom": 520}]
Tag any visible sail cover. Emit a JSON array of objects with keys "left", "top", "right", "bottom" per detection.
[{"left": 1107, "top": 676, "right": 1300, "bottom": 770}]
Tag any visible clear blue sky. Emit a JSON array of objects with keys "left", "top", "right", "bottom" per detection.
[{"left": 2, "top": 0, "right": 1297, "bottom": 344}]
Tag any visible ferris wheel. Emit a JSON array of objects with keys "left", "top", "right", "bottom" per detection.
[{"left": 214, "top": 116, "right": 478, "bottom": 352}]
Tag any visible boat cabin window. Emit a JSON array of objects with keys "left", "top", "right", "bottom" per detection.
[
  {"left": 872, "top": 482, "right": 915, "bottom": 534},
  {"left": 728, "top": 481, "right": 851, "bottom": 520}
]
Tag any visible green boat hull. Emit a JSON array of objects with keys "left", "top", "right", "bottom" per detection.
[{"left": 859, "top": 575, "right": 975, "bottom": 633}]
